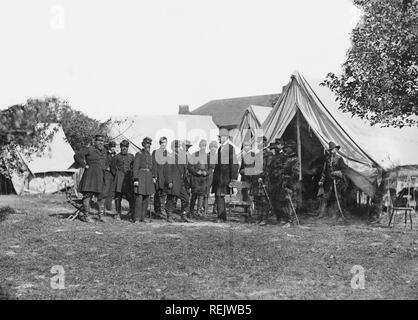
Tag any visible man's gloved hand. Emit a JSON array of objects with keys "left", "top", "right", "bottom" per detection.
[
  {"left": 168, "top": 182, "right": 173, "bottom": 189},
  {"left": 318, "top": 181, "right": 324, "bottom": 187},
  {"left": 133, "top": 181, "right": 139, "bottom": 187},
  {"left": 258, "top": 177, "right": 263, "bottom": 184},
  {"left": 153, "top": 177, "right": 157, "bottom": 184}
]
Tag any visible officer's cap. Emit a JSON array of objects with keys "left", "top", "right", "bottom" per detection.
[
  {"left": 120, "top": 140, "right": 129, "bottom": 147},
  {"left": 142, "top": 137, "right": 152, "bottom": 145},
  {"left": 94, "top": 134, "right": 105, "bottom": 141}
]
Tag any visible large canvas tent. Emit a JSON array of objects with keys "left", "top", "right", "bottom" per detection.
[
  {"left": 107, "top": 114, "right": 219, "bottom": 153},
  {"left": 6, "top": 124, "right": 76, "bottom": 195},
  {"left": 262, "top": 71, "right": 418, "bottom": 198},
  {"left": 231, "top": 105, "right": 272, "bottom": 150}
]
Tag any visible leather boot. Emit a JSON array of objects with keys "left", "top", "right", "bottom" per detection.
[{"left": 83, "top": 197, "right": 91, "bottom": 214}]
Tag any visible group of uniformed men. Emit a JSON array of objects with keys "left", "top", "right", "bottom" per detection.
[{"left": 74, "top": 128, "right": 347, "bottom": 225}]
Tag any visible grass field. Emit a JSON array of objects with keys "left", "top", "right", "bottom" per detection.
[{"left": 1, "top": 194, "right": 417, "bottom": 300}]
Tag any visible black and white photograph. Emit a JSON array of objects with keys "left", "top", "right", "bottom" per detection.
[{"left": 0, "top": 0, "right": 417, "bottom": 306}]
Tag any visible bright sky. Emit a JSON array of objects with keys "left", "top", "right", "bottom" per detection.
[{"left": 0, "top": 0, "right": 362, "bottom": 121}]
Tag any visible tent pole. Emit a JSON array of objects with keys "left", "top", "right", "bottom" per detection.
[{"left": 296, "top": 110, "right": 303, "bottom": 207}]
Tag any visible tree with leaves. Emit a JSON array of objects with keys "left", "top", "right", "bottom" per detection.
[
  {"left": 323, "top": 0, "right": 418, "bottom": 128},
  {"left": 0, "top": 97, "right": 108, "bottom": 177}
]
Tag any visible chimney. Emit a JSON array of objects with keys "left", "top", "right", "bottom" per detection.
[{"left": 178, "top": 104, "right": 190, "bottom": 114}]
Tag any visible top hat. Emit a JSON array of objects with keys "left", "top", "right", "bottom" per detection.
[{"left": 328, "top": 141, "right": 340, "bottom": 151}]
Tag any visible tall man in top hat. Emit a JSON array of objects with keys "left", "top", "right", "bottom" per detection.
[
  {"left": 74, "top": 134, "right": 108, "bottom": 220},
  {"left": 152, "top": 136, "right": 169, "bottom": 219},
  {"left": 318, "top": 141, "right": 348, "bottom": 218},
  {"left": 212, "top": 128, "right": 239, "bottom": 222},
  {"left": 111, "top": 139, "right": 134, "bottom": 219},
  {"left": 132, "top": 137, "right": 155, "bottom": 222}
]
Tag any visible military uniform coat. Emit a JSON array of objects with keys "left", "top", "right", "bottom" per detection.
[
  {"left": 319, "top": 153, "right": 348, "bottom": 194},
  {"left": 133, "top": 149, "right": 155, "bottom": 195},
  {"left": 164, "top": 152, "right": 188, "bottom": 197},
  {"left": 188, "top": 151, "right": 209, "bottom": 195},
  {"left": 212, "top": 142, "right": 239, "bottom": 195},
  {"left": 152, "top": 149, "right": 168, "bottom": 190},
  {"left": 74, "top": 145, "right": 108, "bottom": 194},
  {"left": 111, "top": 152, "right": 134, "bottom": 194}
]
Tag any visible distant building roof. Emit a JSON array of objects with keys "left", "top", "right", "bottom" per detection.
[{"left": 190, "top": 93, "right": 279, "bottom": 128}]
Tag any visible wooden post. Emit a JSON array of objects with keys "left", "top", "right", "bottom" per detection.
[{"left": 296, "top": 111, "right": 303, "bottom": 207}]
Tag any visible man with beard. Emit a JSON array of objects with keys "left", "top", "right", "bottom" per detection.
[
  {"left": 111, "top": 139, "right": 134, "bottom": 220},
  {"left": 152, "top": 136, "right": 169, "bottom": 219},
  {"left": 74, "top": 134, "right": 108, "bottom": 221},
  {"left": 164, "top": 140, "right": 191, "bottom": 223},
  {"left": 188, "top": 139, "right": 209, "bottom": 217},
  {"left": 212, "top": 128, "right": 239, "bottom": 222},
  {"left": 317, "top": 141, "right": 348, "bottom": 218}
]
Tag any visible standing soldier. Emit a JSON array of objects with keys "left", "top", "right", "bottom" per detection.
[
  {"left": 132, "top": 137, "right": 155, "bottom": 223},
  {"left": 188, "top": 139, "right": 209, "bottom": 217},
  {"left": 269, "top": 138, "right": 286, "bottom": 224},
  {"left": 110, "top": 140, "right": 134, "bottom": 220},
  {"left": 152, "top": 137, "right": 169, "bottom": 219},
  {"left": 239, "top": 140, "right": 256, "bottom": 217},
  {"left": 317, "top": 141, "right": 348, "bottom": 218},
  {"left": 251, "top": 136, "right": 274, "bottom": 225},
  {"left": 74, "top": 134, "right": 108, "bottom": 221},
  {"left": 212, "top": 128, "right": 239, "bottom": 222},
  {"left": 270, "top": 139, "right": 299, "bottom": 226},
  {"left": 99, "top": 140, "right": 117, "bottom": 216},
  {"left": 204, "top": 140, "right": 218, "bottom": 215},
  {"left": 164, "top": 140, "right": 190, "bottom": 223}
]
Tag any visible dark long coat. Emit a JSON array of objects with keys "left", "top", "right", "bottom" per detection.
[
  {"left": 212, "top": 143, "right": 239, "bottom": 195},
  {"left": 133, "top": 149, "right": 155, "bottom": 195},
  {"left": 188, "top": 151, "right": 209, "bottom": 195},
  {"left": 74, "top": 145, "right": 108, "bottom": 194},
  {"left": 111, "top": 152, "right": 134, "bottom": 194},
  {"left": 98, "top": 151, "right": 115, "bottom": 200},
  {"left": 152, "top": 148, "right": 169, "bottom": 190},
  {"left": 164, "top": 152, "right": 188, "bottom": 197}
]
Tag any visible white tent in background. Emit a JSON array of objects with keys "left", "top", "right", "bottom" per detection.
[
  {"left": 231, "top": 105, "right": 272, "bottom": 150},
  {"left": 262, "top": 71, "right": 418, "bottom": 197},
  {"left": 107, "top": 114, "right": 219, "bottom": 154},
  {"left": 10, "top": 123, "right": 76, "bottom": 195}
]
